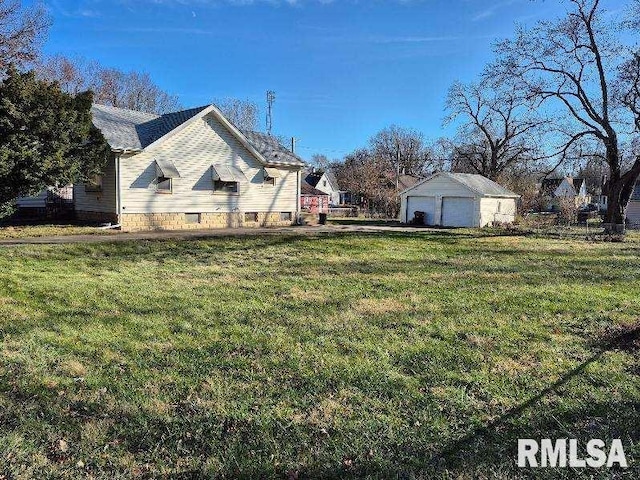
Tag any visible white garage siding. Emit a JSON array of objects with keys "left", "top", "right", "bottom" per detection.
[
  {"left": 406, "top": 196, "right": 436, "bottom": 225},
  {"left": 479, "top": 197, "right": 517, "bottom": 227},
  {"left": 399, "top": 172, "right": 519, "bottom": 227}
]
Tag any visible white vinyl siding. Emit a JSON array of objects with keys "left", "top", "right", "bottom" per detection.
[
  {"left": 627, "top": 201, "right": 640, "bottom": 228},
  {"left": 74, "top": 158, "right": 117, "bottom": 214},
  {"left": 118, "top": 113, "right": 298, "bottom": 215},
  {"left": 479, "top": 197, "right": 517, "bottom": 227}
]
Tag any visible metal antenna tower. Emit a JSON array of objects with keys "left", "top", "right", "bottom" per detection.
[{"left": 266, "top": 90, "right": 276, "bottom": 135}]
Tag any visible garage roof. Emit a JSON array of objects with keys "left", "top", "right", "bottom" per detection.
[{"left": 401, "top": 172, "right": 520, "bottom": 198}]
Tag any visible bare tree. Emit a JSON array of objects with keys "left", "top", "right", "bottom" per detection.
[
  {"left": 215, "top": 98, "right": 259, "bottom": 130},
  {"left": 37, "top": 55, "right": 181, "bottom": 114},
  {"left": 446, "top": 81, "right": 545, "bottom": 181},
  {"left": 492, "top": 0, "right": 640, "bottom": 232},
  {"left": 37, "top": 55, "right": 98, "bottom": 94},
  {"left": 369, "top": 125, "right": 433, "bottom": 182},
  {"left": 0, "top": 0, "right": 49, "bottom": 70}
]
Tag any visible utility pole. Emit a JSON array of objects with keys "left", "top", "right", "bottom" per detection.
[
  {"left": 266, "top": 91, "right": 276, "bottom": 135},
  {"left": 291, "top": 137, "right": 296, "bottom": 154}
]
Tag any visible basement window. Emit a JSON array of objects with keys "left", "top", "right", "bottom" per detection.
[
  {"left": 280, "top": 212, "right": 292, "bottom": 221},
  {"left": 185, "top": 213, "right": 201, "bottom": 224},
  {"left": 245, "top": 212, "right": 259, "bottom": 223}
]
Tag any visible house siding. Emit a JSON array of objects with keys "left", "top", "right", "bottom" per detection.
[
  {"left": 627, "top": 201, "right": 640, "bottom": 228},
  {"left": 115, "top": 113, "right": 298, "bottom": 231},
  {"left": 74, "top": 157, "right": 118, "bottom": 218}
]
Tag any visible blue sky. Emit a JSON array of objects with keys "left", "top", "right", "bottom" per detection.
[{"left": 38, "top": 0, "right": 629, "bottom": 161}]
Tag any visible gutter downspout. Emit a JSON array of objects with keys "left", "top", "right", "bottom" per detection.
[
  {"left": 296, "top": 169, "right": 301, "bottom": 224},
  {"left": 115, "top": 154, "right": 122, "bottom": 224}
]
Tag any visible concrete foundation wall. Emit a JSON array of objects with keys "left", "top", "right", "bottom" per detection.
[{"left": 120, "top": 212, "right": 295, "bottom": 232}]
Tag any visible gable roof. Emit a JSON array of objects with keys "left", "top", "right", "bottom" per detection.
[
  {"left": 540, "top": 177, "right": 586, "bottom": 196},
  {"left": 304, "top": 171, "right": 324, "bottom": 188},
  {"left": 91, "top": 104, "right": 209, "bottom": 152},
  {"left": 400, "top": 172, "right": 519, "bottom": 198},
  {"left": 301, "top": 180, "right": 329, "bottom": 196},
  {"left": 398, "top": 174, "right": 422, "bottom": 191},
  {"left": 304, "top": 169, "right": 341, "bottom": 190},
  {"left": 91, "top": 103, "right": 305, "bottom": 167}
]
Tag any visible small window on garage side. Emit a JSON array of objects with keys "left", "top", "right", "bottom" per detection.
[
  {"left": 280, "top": 212, "right": 292, "bottom": 221},
  {"left": 185, "top": 213, "right": 201, "bottom": 224},
  {"left": 245, "top": 212, "right": 258, "bottom": 223},
  {"left": 497, "top": 201, "right": 502, "bottom": 213}
]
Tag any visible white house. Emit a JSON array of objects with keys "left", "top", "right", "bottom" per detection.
[
  {"left": 539, "top": 176, "right": 590, "bottom": 210},
  {"left": 71, "top": 104, "right": 305, "bottom": 231},
  {"left": 627, "top": 183, "right": 640, "bottom": 227},
  {"left": 400, "top": 172, "right": 519, "bottom": 227},
  {"left": 304, "top": 169, "right": 347, "bottom": 206}
]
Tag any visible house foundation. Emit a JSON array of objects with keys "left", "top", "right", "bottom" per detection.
[{"left": 119, "top": 212, "right": 296, "bottom": 232}]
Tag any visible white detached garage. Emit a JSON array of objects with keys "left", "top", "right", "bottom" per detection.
[{"left": 400, "top": 172, "right": 519, "bottom": 227}]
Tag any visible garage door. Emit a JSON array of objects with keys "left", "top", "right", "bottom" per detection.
[
  {"left": 407, "top": 196, "right": 436, "bottom": 225},
  {"left": 442, "top": 197, "right": 475, "bottom": 227}
]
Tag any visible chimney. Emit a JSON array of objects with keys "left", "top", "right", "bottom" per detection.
[{"left": 291, "top": 137, "right": 296, "bottom": 154}]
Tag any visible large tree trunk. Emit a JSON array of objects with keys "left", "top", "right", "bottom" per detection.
[{"left": 603, "top": 149, "right": 640, "bottom": 234}]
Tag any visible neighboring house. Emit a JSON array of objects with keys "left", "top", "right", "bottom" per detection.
[
  {"left": 539, "top": 176, "right": 590, "bottom": 211},
  {"left": 300, "top": 181, "right": 330, "bottom": 214},
  {"left": 400, "top": 172, "right": 519, "bottom": 227},
  {"left": 627, "top": 182, "right": 640, "bottom": 227},
  {"left": 397, "top": 174, "right": 422, "bottom": 192},
  {"left": 72, "top": 104, "right": 305, "bottom": 231},
  {"left": 304, "top": 169, "right": 348, "bottom": 206}
]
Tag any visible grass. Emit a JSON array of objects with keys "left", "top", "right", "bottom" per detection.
[
  {"left": 0, "top": 230, "right": 639, "bottom": 478},
  {"left": 0, "top": 223, "right": 116, "bottom": 240}
]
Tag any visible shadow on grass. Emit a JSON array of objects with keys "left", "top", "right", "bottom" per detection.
[{"left": 428, "top": 323, "right": 640, "bottom": 478}]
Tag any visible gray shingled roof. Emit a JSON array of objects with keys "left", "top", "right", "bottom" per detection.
[
  {"left": 240, "top": 130, "right": 305, "bottom": 167},
  {"left": 91, "top": 104, "right": 209, "bottom": 151},
  {"left": 445, "top": 172, "right": 520, "bottom": 197},
  {"left": 631, "top": 183, "right": 640, "bottom": 201},
  {"left": 92, "top": 104, "right": 305, "bottom": 167},
  {"left": 301, "top": 180, "right": 329, "bottom": 196}
]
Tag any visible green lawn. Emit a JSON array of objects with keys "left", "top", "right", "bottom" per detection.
[
  {"left": 0, "top": 231, "right": 638, "bottom": 479},
  {"left": 0, "top": 223, "right": 115, "bottom": 240}
]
